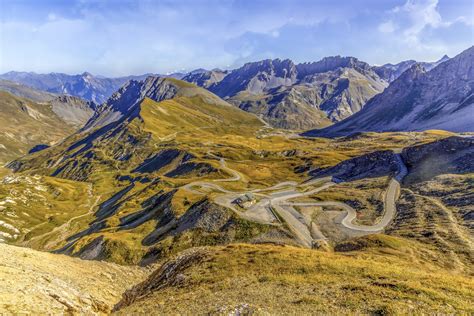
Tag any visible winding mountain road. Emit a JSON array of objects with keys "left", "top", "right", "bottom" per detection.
[{"left": 183, "top": 151, "right": 408, "bottom": 247}]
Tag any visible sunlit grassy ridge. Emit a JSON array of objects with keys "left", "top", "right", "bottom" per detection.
[
  {"left": 141, "top": 95, "right": 263, "bottom": 141},
  {"left": 116, "top": 240, "right": 474, "bottom": 314}
]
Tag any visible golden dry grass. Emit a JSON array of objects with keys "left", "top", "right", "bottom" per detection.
[{"left": 116, "top": 240, "right": 474, "bottom": 315}]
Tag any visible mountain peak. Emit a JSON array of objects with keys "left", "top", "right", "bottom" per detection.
[
  {"left": 402, "top": 63, "right": 426, "bottom": 79},
  {"left": 81, "top": 72, "right": 94, "bottom": 78},
  {"left": 296, "top": 56, "right": 371, "bottom": 78},
  {"left": 188, "top": 68, "right": 208, "bottom": 75},
  {"left": 438, "top": 54, "right": 450, "bottom": 62},
  {"left": 305, "top": 46, "right": 474, "bottom": 137}
]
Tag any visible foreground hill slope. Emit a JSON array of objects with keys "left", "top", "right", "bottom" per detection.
[
  {"left": 1, "top": 239, "right": 472, "bottom": 314},
  {"left": 0, "top": 243, "right": 145, "bottom": 315},
  {"left": 304, "top": 46, "right": 474, "bottom": 137},
  {"left": 115, "top": 242, "right": 473, "bottom": 315}
]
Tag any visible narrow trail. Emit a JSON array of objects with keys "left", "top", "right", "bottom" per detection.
[{"left": 25, "top": 184, "right": 102, "bottom": 247}]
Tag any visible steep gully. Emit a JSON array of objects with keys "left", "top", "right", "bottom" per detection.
[{"left": 183, "top": 151, "right": 408, "bottom": 248}]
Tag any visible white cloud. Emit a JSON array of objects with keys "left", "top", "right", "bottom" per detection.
[
  {"left": 0, "top": 0, "right": 471, "bottom": 75},
  {"left": 47, "top": 13, "right": 57, "bottom": 21},
  {"left": 402, "top": 0, "right": 442, "bottom": 36},
  {"left": 378, "top": 20, "right": 396, "bottom": 33},
  {"left": 385, "top": 0, "right": 455, "bottom": 49}
]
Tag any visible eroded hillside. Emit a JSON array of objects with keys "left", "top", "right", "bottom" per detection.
[{"left": 1, "top": 78, "right": 470, "bottom": 270}]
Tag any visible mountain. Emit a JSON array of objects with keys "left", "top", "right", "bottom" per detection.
[
  {"left": 0, "top": 71, "right": 183, "bottom": 104},
  {"left": 0, "top": 91, "right": 75, "bottom": 163},
  {"left": 182, "top": 69, "right": 228, "bottom": 89},
  {"left": 3, "top": 77, "right": 271, "bottom": 260},
  {"left": 0, "top": 71, "right": 156, "bottom": 104},
  {"left": 304, "top": 47, "right": 473, "bottom": 137},
  {"left": 1, "top": 74, "right": 472, "bottom": 313},
  {"left": 0, "top": 79, "right": 57, "bottom": 102},
  {"left": 182, "top": 57, "right": 387, "bottom": 129},
  {"left": 83, "top": 76, "right": 237, "bottom": 131},
  {"left": 373, "top": 54, "right": 450, "bottom": 82},
  {"left": 50, "top": 95, "right": 97, "bottom": 128}
]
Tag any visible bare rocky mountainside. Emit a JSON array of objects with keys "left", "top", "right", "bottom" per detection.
[
  {"left": 304, "top": 46, "right": 473, "bottom": 137},
  {"left": 373, "top": 54, "right": 450, "bottom": 82},
  {"left": 0, "top": 79, "right": 57, "bottom": 103},
  {"left": 183, "top": 56, "right": 388, "bottom": 129},
  {"left": 0, "top": 92, "right": 76, "bottom": 163}
]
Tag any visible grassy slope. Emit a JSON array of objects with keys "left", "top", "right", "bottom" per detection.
[
  {"left": 3, "top": 102, "right": 460, "bottom": 262},
  {"left": 116, "top": 239, "right": 474, "bottom": 315},
  {"left": 0, "top": 175, "right": 92, "bottom": 249},
  {"left": 1, "top": 83, "right": 465, "bottom": 266},
  {"left": 308, "top": 176, "right": 389, "bottom": 225},
  {"left": 0, "top": 243, "right": 146, "bottom": 314},
  {"left": 0, "top": 91, "right": 74, "bottom": 163}
]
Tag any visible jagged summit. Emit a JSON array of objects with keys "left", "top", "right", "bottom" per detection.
[
  {"left": 373, "top": 53, "right": 452, "bottom": 82},
  {"left": 296, "top": 56, "right": 373, "bottom": 78},
  {"left": 304, "top": 46, "right": 474, "bottom": 137},
  {"left": 183, "top": 55, "right": 387, "bottom": 129}
]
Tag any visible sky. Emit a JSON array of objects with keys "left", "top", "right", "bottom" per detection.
[{"left": 0, "top": 0, "right": 472, "bottom": 77}]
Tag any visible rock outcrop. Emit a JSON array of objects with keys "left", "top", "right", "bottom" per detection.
[{"left": 305, "top": 46, "right": 474, "bottom": 136}]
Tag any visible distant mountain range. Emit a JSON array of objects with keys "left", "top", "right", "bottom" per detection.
[
  {"left": 183, "top": 57, "right": 388, "bottom": 129},
  {"left": 0, "top": 54, "right": 453, "bottom": 130},
  {"left": 0, "top": 71, "right": 183, "bottom": 104},
  {"left": 304, "top": 47, "right": 473, "bottom": 136},
  {"left": 373, "top": 55, "right": 450, "bottom": 82},
  {"left": 181, "top": 55, "right": 453, "bottom": 129}
]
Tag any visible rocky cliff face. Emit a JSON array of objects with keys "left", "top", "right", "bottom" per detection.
[
  {"left": 373, "top": 55, "right": 450, "bottom": 82},
  {"left": 209, "top": 59, "right": 299, "bottom": 97},
  {"left": 182, "top": 69, "right": 228, "bottom": 89},
  {"left": 183, "top": 56, "right": 387, "bottom": 130},
  {"left": 305, "top": 46, "right": 473, "bottom": 136},
  {"left": 50, "top": 95, "right": 96, "bottom": 128}
]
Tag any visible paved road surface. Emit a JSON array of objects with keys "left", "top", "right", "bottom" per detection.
[{"left": 183, "top": 152, "right": 408, "bottom": 247}]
